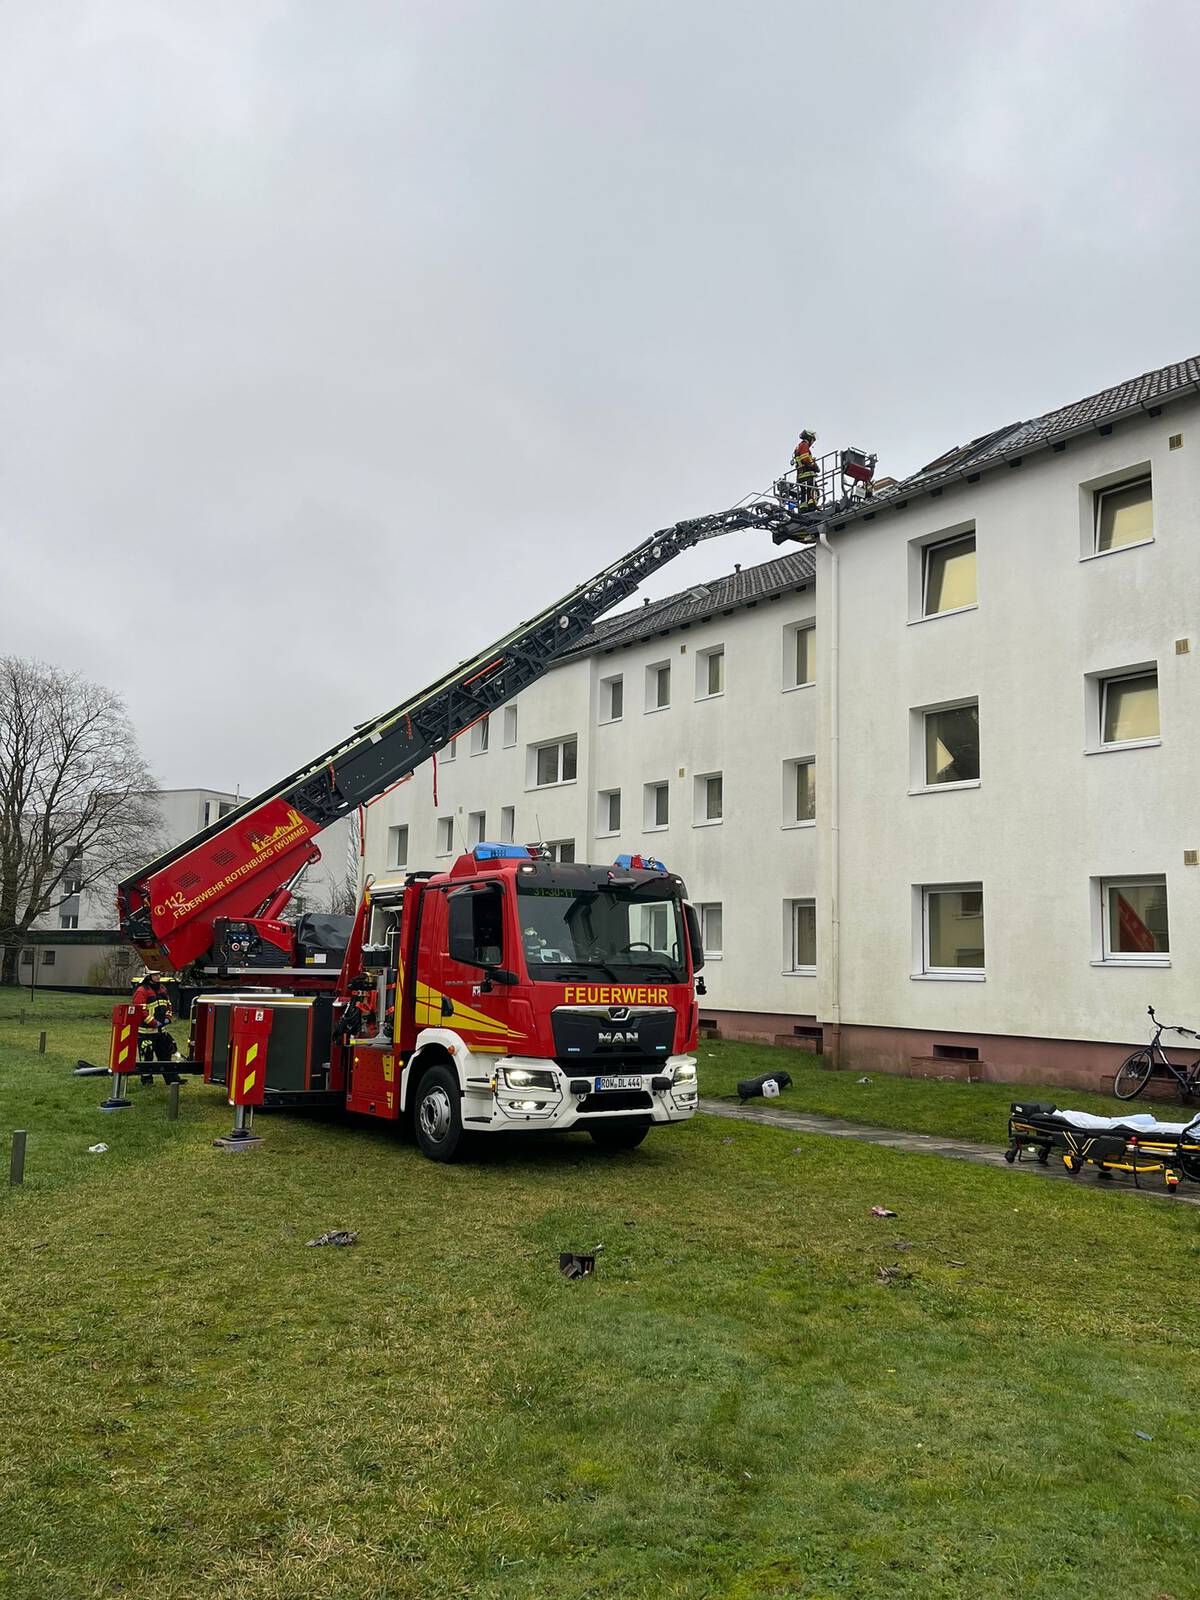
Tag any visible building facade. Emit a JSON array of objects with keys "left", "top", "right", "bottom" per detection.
[
  {"left": 361, "top": 356, "right": 1200, "bottom": 1089},
  {"left": 361, "top": 554, "right": 821, "bottom": 1040}
]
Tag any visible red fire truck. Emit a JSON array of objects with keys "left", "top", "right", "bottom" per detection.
[{"left": 103, "top": 487, "right": 823, "bottom": 1157}]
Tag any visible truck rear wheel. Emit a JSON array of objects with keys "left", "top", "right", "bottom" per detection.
[
  {"left": 414, "top": 1063, "right": 468, "bottom": 1162},
  {"left": 588, "top": 1122, "right": 650, "bottom": 1152}
]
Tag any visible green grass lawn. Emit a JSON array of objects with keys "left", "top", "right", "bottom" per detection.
[
  {"left": 698, "top": 1039, "right": 1153, "bottom": 1145},
  {"left": 1, "top": 991, "right": 1197, "bottom": 1599}
]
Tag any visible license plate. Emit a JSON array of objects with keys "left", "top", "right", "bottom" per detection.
[{"left": 594, "top": 1074, "right": 642, "bottom": 1092}]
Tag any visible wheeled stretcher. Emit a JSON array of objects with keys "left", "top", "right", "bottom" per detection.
[{"left": 1006, "top": 1102, "right": 1200, "bottom": 1192}]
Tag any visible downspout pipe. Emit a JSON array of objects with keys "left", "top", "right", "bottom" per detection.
[{"left": 817, "top": 526, "right": 841, "bottom": 1068}]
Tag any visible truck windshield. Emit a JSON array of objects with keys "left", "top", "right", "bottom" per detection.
[{"left": 515, "top": 882, "right": 686, "bottom": 983}]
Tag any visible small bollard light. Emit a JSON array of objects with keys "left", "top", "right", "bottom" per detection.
[
  {"left": 38, "top": 1031, "right": 46, "bottom": 1055},
  {"left": 168, "top": 1082, "right": 180, "bottom": 1122},
  {"left": 10, "top": 1130, "right": 27, "bottom": 1187}
]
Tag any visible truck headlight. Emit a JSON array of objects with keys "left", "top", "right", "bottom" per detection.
[
  {"left": 503, "top": 1067, "right": 558, "bottom": 1091},
  {"left": 671, "top": 1061, "right": 697, "bottom": 1084}
]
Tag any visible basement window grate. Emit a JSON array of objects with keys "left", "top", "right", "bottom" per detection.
[{"left": 933, "top": 1043, "right": 979, "bottom": 1062}]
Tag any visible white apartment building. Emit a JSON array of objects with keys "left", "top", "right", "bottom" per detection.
[
  {"left": 361, "top": 553, "right": 822, "bottom": 1042},
  {"left": 818, "top": 356, "right": 1200, "bottom": 1089},
  {"left": 361, "top": 355, "right": 1200, "bottom": 1090}
]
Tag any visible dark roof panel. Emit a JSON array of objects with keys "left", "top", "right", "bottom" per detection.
[
  {"left": 838, "top": 355, "right": 1200, "bottom": 525},
  {"left": 561, "top": 547, "right": 815, "bottom": 659}
]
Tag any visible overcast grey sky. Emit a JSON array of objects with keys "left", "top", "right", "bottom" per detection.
[{"left": 2, "top": 1, "right": 1197, "bottom": 795}]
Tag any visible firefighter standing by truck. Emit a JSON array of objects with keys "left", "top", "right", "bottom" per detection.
[{"left": 132, "top": 972, "right": 182, "bottom": 1085}]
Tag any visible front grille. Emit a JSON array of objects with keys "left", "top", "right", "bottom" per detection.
[{"left": 577, "top": 1091, "right": 653, "bottom": 1114}]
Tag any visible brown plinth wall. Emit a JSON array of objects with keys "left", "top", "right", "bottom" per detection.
[{"left": 701, "top": 1010, "right": 1189, "bottom": 1098}]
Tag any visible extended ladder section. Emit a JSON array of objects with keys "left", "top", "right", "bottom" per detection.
[{"left": 120, "top": 493, "right": 818, "bottom": 971}]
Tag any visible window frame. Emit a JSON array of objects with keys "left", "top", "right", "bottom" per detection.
[
  {"left": 529, "top": 736, "right": 579, "bottom": 790},
  {"left": 499, "top": 806, "right": 515, "bottom": 844},
  {"left": 645, "top": 661, "right": 671, "bottom": 714},
  {"left": 442, "top": 736, "right": 457, "bottom": 763},
  {"left": 1099, "top": 668, "right": 1160, "bottom": 750},
  {"left": 782, "top": 757, "right": 816, "bottom": 828},
  {"left": 1089, "top": 471, "right": 1154, "bottom": 559},
  {"left": 921, "top": 532, "right": 978, "bottom": 619},
  {"left": 502, "top": 705, "right": 518, "bottom": 748},
  {"left": 470, "top": 716, "right": 490, "bottom": 756},
  {"left": 912, "top": 697, "right": 981, "bottom": 793},
  {"left": 435, "top": 816, "right": 455, "bottom": 856},
  {"left": 698, "top": 902, "right": 723, "bottom": 960},
  {"left": 643, "top": 780, "right": 670, "bottom": 832},
  {"left": 1095, "top": 874, "right": 1171, "bottom": 967},
  {"left": 696, "top": 645, "right": 725, "bottom": 701},
  {"left": 467, "top": 810, "right": 487, "bottom": 847},
  {"left": 597, "top": 788, "right": 621, "bottom": 837},
  {"left": 783, "top": 623, "right": 816, "bottom": 692},
  {"left": 387, "top": 824, "right": 409, "bottom": 869},
  {"left": 600, "top": 674, "right": 624, "bottom": 723},
  {"left": 917, "top": 882, "right": 986, "bottom": 980},
  {"left": 784, "top": 898, "right": 817, "bottom": 975},
  {"left": 694, "top": 771, "right": 723, "bottom": 827},
  {"left": 59, "top": 914, "right": 79, "bottom": 931}
]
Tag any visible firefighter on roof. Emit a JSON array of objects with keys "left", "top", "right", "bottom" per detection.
[{"left": 792, "top": 429, "right": 819, "bottom": 507}]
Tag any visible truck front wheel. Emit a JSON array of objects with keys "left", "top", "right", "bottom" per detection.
[
  {"left": 588, "top": 1121, "right": 650, "bottom": 1152},
  {"left": 414, "top": 1063, "right": 468, "bottom": 1162}
]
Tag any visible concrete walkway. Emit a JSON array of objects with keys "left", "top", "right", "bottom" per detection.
[{"left": 697, "top": 1097, "right": 1200, "bottom": 1207}]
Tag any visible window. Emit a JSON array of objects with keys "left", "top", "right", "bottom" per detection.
[
  {"left": 387, "top": 825, "right": 409, "bottom": 869},
  {"left": 1095, "top": 476, "right": 1153, "bottom": 553},
  {"left": 63, "top": 876, "right": 83, "bottom": 897},
  {"left": 467, "top": 810, "right": 486, "bottom": 846},
  {"left": 695, "top": 772, "right": 723, "bottom": 825},
  {"left": 785, "top": 900, "right": 816, "bottom": 973},
  {"left": 42, "top": 950, "right": 56, "bottom": 967},
  {"left": 503, "top": 706, "right": 518, "bottom": 747},
  {"left": 644, "top": 781, "right": 669, "bottom": 831},
  {"left": 470, "top": 717, "right": 490, "bottom": 755},
  {"left": 20, "top": 949, "right": 33, "bottom": 967},
  {"left": 785, "top": 624, "right": 816, "bottom": 689},
  {"left": 546, "top": 839, "right": 575, "bottom": 864},
  {"left": 1100, "top": 876, "right": 1169, "bottom": 961},
  {"left": 598, "top": 789, "right": 621, "bottom": 835},
  {"left": 923, "top": 702, "right": 980, "bottom": 786},
  {"left": 442, "top": 736, "right": 457, "bottom": 762},
  {"left": 699, "top": 902, "right": 723, "bottom": 958},
  {"left": 218, "top": 801, "right": 236, "bottom": 819},
  {"left": 499, "top": 806, "right": 515, "bottom": 844},
  {"left": 1101, "top": 670, "right": 1159, "bottom": 745},
  {"left": 59, "top": 914, "right": 78, "bottom": 931},
  {"left": 646, "top": 662, "right": 671, "bottom": 712},
  {"left": 601, "top": 675, "right": 623, "bottom": 722},
  {"left": 784, "top": 758, "right": 816, "bottom": 825},
  {"left": 923, "top": 533, "right": 977, "bottom": 616},
  {"left": 697, "top": 646, "right": 724, "bottom": 699},
  {"left": 436, "top": 817, "right": 454, "bottom": 855},
  {"left": 532, "top": 737, "right": 578, "bottom": 788},
  {"left": 921, "top": 884, "right": 985, "bottom": 975}
]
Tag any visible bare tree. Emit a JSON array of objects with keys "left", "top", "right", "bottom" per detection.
[{"left": 0, "top": 657, "right": 163, "bottom": 985}]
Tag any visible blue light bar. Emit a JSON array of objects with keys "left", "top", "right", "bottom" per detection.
[
  {"left": 613, "top": 853, "right": 668, "bottom": 874},
  {"left": 472, "top": 843, "right": 534, "bottom": 861}
]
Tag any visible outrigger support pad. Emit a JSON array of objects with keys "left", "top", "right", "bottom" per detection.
[
  {"left": 99, "top": 1074, "right": 133, "bottom": 1112},
  {"left": 213, "top": 1103, "right": 263, "bottom": 1152}
]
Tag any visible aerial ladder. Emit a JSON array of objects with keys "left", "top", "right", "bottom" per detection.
[{"left": 118, "top": 462, "right": 874, "bottom": 981}]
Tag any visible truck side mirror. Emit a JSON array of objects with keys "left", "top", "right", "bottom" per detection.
[{"left": 684, "top": 902, "right": 705, "bottom": 973}]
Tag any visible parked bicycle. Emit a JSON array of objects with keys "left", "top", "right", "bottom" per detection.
[{"left": 1113, "top": 1006, "right": 1200, "bottom": 1101}]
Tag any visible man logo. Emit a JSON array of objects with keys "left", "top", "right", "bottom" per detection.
[
  {"left": 597, "top": 1029, "right": 639, "bottom": 1048},
  {"left": 607, "top": 1006, "right": 632, "bottom": 1022}
]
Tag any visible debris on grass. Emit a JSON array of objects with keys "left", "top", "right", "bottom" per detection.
[
  {"left": 559, "top": 1251, "right": 596, "bottom": 1280},
  {"left": 857, "top": 1076, "right": 871, "bottom": 1084},
  {"left": 306, "top": 1230, "right": 358, "bottom": 1248},
  {"left": 870, "top": 1206, "right": 897, "bottom": 1218},
  {"left": 1134, "top": 1430, "right": 1153, "bottom": 1442},
  {"left": 877, "top": 1264, "right": 910, "bottom": 1287},
  {"left": 737, "top": 1070, "right": 793, "bottom": 1102},
  {"left": 87, "top": 1143, "right": 108, "bottom": 1155}
]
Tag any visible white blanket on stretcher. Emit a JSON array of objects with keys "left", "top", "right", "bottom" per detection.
[{"left": 1055, "top": 1108, "right": 1200, "bottom": 1137}]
